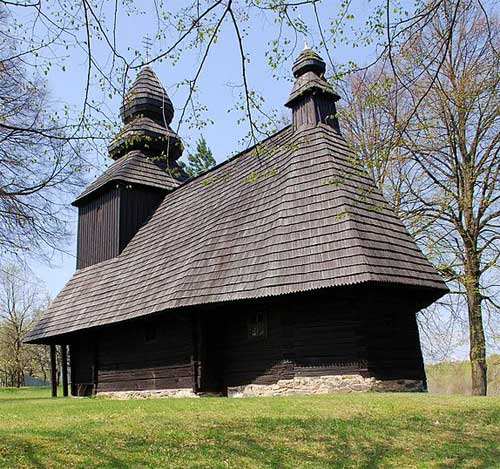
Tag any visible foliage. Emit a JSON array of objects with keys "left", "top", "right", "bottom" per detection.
[
  {"left": 0, "top": 7, "right": 87, "bottom": 260},
  {"left": 0, "top": 389, "right": 499, "bottom": 468},
  {"left": 179, "top": 136, "right": 216, "bottom": 177},
  {"left": 3, "top": 0, "right": 494, "bottom": 146},
  {"left": 426, "top": 355, "right": 500, "bottom": 395}
]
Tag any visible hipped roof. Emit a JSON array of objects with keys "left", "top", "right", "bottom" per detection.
[{"left": 26, "top": 123, "right": 447, "bottom": 343}]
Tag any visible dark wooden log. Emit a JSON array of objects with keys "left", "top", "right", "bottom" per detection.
[
  {"left": 50, "top": 344, "right": 57, "bottom": 397},
  {"left": 76, "top": 185, "right": 165, "bottom": 269},
  {"left": 61, "top": 345, "right": 68, "bottom": 397}
]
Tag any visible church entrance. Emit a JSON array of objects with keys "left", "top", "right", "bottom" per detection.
[{"left": 196, "top": 315, "right": 226, "bottom": 395}]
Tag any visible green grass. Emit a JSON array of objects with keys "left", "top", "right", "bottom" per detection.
[{"left": 0, "top": 387, "right": 499, "bottom": 468}]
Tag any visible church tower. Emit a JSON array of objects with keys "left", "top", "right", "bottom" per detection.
[
  {"left": 73, "top": 67, "right": 187, "bottom": 269},
  {"left": 285, "top": 47, "right": 340, "bottom": 132}
]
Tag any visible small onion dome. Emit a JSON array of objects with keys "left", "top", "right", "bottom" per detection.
[
  {"left": 110, "top": 66, "right": 184, "bottom": 162},
  {"left": 292, "top": 48, "right": 326, "bottom": 78},
  {"left": 120, "top": 66, "right": 174, "bottom": 125},
  {"left": 285, "top": 48, "right": 340, "bottom": 108}
]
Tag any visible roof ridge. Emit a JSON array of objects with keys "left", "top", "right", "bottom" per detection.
[{"left": 154, "top": 125, "right": 293, "bottom": 195}]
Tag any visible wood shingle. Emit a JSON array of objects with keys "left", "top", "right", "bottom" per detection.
[{"left": 26, "top": 123, "right": 447, "bottom": 343}]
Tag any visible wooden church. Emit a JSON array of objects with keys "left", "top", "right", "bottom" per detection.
[{"left": 26, "top": 49, "right": 448, "bottom": 398}]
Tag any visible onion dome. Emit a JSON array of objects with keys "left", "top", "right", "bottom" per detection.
[
  {"left": 120, "top": 67, "right": 174, "bottom": 124},
  {"left": 285, "top": 47, "right": 340, "bottom": 132},
  {"left": 109, "top": 67, "right": 183, "bottom": 161}
]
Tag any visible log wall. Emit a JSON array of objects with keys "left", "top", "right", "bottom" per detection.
[
  {"left": 118, "top": 185, "right": 165, "bottom": 253},
  {"left": 76, "top": 184, "right": 165, "bottom": 269},
  {"left": 68, "top": 285, "right": 427, "bottom": 396},
  {"left": 69, "top": 312, "right": 193, "bottom": 395},
  {"left": 76, "top": 187, "right": 120, "bottom": 269},
  {"left": 96, "top": 313, "right": 193, "bottom": 392}
]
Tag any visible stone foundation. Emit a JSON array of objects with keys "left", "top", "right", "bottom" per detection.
[
  {"left": 227, "top": 374, "right": 425, "bottom": 397},
  {"left": 95, "top": 375, "right": 424, "bottom": 399},
  {"left": 97, "top": 388, "right": 198, "bottom": 399}
]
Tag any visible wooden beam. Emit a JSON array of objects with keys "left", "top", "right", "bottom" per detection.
[
  {"left": 50, "top": 344, "right": 57, "bottom": 398},
  {"left": 61, "top": 345, "right": 68, "bottom": 397}
]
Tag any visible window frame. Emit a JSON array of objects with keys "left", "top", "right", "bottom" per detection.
[
  {"left": 144, "top": 324, "right": 158, "bottom": 344},
  {"left": 247, "top": 311, "right": 268, "bottom": 341}
]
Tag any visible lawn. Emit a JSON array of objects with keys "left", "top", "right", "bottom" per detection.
[{"left": 0, "top": 387, "right": 499, "bottom": 468}]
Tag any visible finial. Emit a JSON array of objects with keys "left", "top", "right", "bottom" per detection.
[
  {"left": 298, "top": 13, "right": 310, "bottom": 51},
  {"left": 142, "top": 35, "right": 153, "bottom": 63}
]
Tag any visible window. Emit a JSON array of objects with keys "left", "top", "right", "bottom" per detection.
[
  {"left": 247, "top": 312, "right": 267, "bottom": 340},
  {"left": 144, "top": 324, "right": 157, "bottom": 343}
]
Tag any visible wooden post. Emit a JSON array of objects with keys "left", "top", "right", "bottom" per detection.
[
  {"left": 196, "top": 314, "right": 203, "bottom": 391},
  {"left": 69, "top": 344, "right": 76, "bottom": 397},
  {"left": 50, "top": 344, "right": 57, "bottom": 397},
  {"left": 61, "top": 345, "right": 68, "bottom": 397}
]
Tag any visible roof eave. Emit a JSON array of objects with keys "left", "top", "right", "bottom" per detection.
[
  {"left": 284, "top": 87, "right": 341, "bottom": 108},
  {"left": 25, "top": 277, "right": 449, "bottom": 344}
]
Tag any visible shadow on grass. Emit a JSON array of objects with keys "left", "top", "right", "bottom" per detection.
[{"left": 1, "top": 410, "right": 499, "bottom": 468}]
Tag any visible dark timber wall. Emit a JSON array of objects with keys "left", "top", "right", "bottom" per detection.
[
  {"left": 361, "top": 291, "right": 426, "bottom": 381},
  {"left": 222, "top": 290, "right": 369, "bottom": 389},
  {"left": 223, "top": 306, "right": 293, "bottom": 387},
  {"left": 292, "top": 93, "right": 340, "bottom": 132},
  {"left": 68, "top": 285, "right": 427, "bottom": 395},
  {"left": 76, "top": 187, "right": 120, "bottom": 269},
  {"left": 220, "top": 287, "right": 425, "bottom": 389},
  {"left": 118, "top": 185, "right": 165, "bottom": 253},
  {"left": 76, "top": 184, "right": 165, "bottom": 269},
  {"left": 69, "top": 312, "right": 193, "bottom": 395}
]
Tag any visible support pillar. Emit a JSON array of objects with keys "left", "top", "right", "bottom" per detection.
[
  {"left": 69, "top": 345, "right": 76, "bottom": 397},
  {"left": 50, "top": 344, "right": 57, "bottom": 397},
  {"left": 61, "top": 345, "right": 68, "bottom": 397}
]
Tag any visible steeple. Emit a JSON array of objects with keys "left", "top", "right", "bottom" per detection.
[
  {"left": 285, "top": 48, "right": 340, "bottom": 132},
  {"left": 108, "top": 67, "right": 183, "bottom": 162},
  {"left": 71, "top": 67, "right": 188, "bottom": 270}
]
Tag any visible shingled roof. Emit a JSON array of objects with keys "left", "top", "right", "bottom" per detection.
[
  {"left": 73, "top": 150, "right": 186, "bottom": 205},
  {"left": 26, "top": 50, "right": 448, "bottom": 343},
  {"left": 26, "top": 121, "right": 447, "bottom": 343}
]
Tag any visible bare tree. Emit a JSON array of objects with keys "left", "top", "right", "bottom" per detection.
[
  {"left": 0, "top": 7, "right": 88, "bottom": 261},
  {"left": 0, "top": 0, "right": 495, "bottom": 255},
  {"left": 0, "top": 264, "right": 46, "bottom": 387},
  {"left": 342, "top": 1, "right": 500, "bottom": 395}
]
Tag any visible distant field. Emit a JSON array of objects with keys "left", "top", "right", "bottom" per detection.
[
  {"left": 426, "top": 354, "right": 500, "bottom": 396},
  {"left": 0, "top": 387, "right": 499, "bottom": 468}
]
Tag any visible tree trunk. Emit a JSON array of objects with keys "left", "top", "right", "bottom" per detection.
[{"left": 465, "top": 255, "right": 487, "bottom": 396}]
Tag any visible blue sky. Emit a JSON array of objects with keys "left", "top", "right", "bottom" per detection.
[{"left": 25, "top": 1, "right": 379, "bottom": 297}]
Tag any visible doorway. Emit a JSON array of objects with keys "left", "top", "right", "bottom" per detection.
[{"left": 196, "top": 314, "right": 226, "bottom": 395}]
